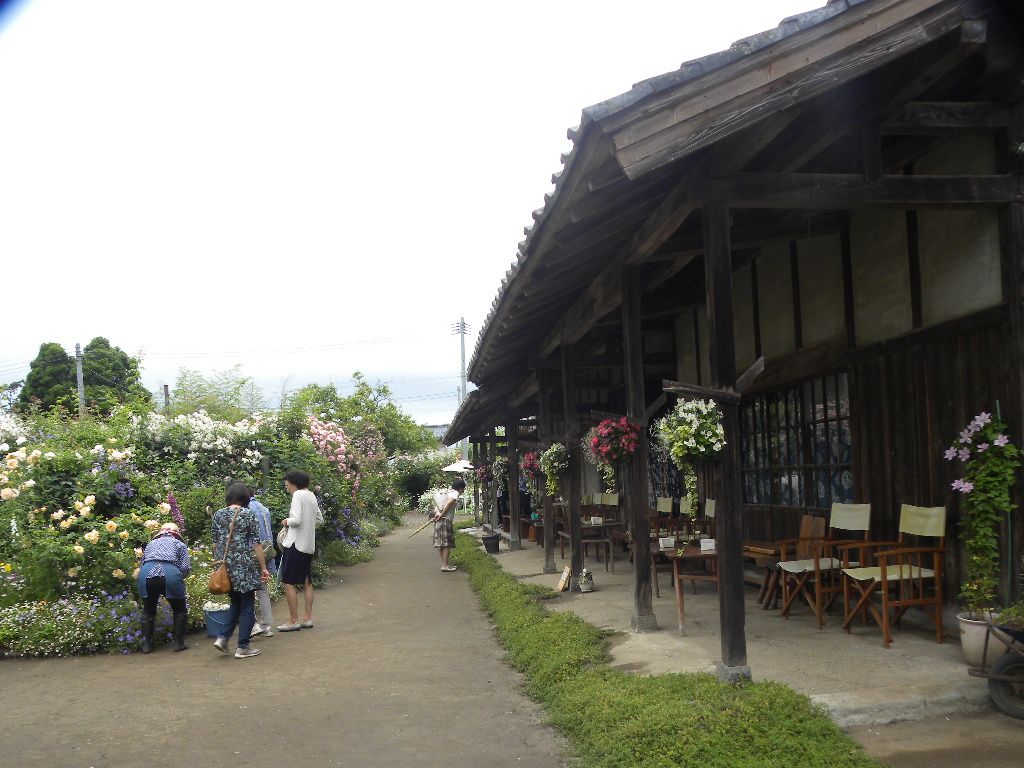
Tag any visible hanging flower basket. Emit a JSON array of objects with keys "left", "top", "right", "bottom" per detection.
[
  {"left": 653, "top": 399, "right": 726, "bottom": 467},
  {"left": 519, "top": 451, "right": 541, "bottom": 483},
  {"left": 540, "top": 443, "right": 568, "bottom": 497},
  {"left": 492, "top": 456, "right": 508, "bottom": 486},
  {"left": 587, "top": 418, "right": 640, "bottom": 465}
]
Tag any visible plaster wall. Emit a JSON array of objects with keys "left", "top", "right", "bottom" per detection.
[
  {"left": 733, "top": 262, "right": 756, "bottom": 371},
  {"left": 757, "top": 243, "right": 796, "bottom": 358},
  {"left": 797, "top": 233, "right": 845, "bottom": 345},
  {"left": 851, "top": 210, "right": 912, "bottom": 346}
]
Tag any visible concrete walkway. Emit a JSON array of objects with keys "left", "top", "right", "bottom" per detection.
[{"left": 0, "top": 515, "right": 569, "bottom": 768}]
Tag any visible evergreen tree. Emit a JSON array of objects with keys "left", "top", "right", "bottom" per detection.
[{"left": 17, "top": 342, "right": 76, "bottom": 411}]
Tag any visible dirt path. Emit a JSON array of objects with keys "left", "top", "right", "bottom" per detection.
[{"left": 0, "top": 515, "right": 569, "bottom": 768}]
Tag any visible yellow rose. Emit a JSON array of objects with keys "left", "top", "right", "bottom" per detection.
[
  {"left": 132, "top": 568, "right": 140, "bottom": 579},
  {"left": 59, "top": 519, "right": 73, "bottom": 529},
  {"left": 134, "top": 547, "right": 143, "bottom": 558},
  {"left": 104, "top": 521, "right": 118, "bottom": 532},
  {"left": 118, "top": 531, "right": 129, "bottom": 540},
  {"left": 73, "top": 544, "right": 84, "bottom": 555},
  {"left": 67, "top": 566, "right": 80, "bottom": 577},
  {"left": 112, "top": 569, "right": 125, "bottom": 579},
  {"left": 84, "top": 495, "right": 96, "bottom": 506},
  {"left": 158, "top": 502, "right": 172, "bottom": 514},
  {"left": 51, "top": 510, "right": 66, "bottom": 520},
  {"left": 84, "top": 530, "right": 100, "bottom": 544},
  {"left": 74, "top": 501, "right": 84, "bottom": 511},
  {"left": 80, "top": 506, "right": 92, "bottom": 516},
  {"left": 144, "top": 520, "right": 159, "bottom": 530},
  {"left": 5, "top": 458, "right": 18, "bottom": 470}
]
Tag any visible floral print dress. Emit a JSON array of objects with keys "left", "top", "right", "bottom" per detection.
[{"left": 211, "top": 505, "right": 261, "bottom": 593}]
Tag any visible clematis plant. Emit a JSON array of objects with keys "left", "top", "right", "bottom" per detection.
[{"left": 944, "top": 412, "right": 1021, "bottom": 617}]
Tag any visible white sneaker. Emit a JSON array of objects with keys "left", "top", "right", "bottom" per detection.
[
  {"left": 213, "top": 637, "right": 229, "bottom": 654},
  {"left": 262, "top": 627, "right": 275, "bottom": 637},
  {"left": 251, "top": 622, "right": 266, "bottom": 636},
  {"left": 234, "top": 646, "right": 260, "bottom": 659}
]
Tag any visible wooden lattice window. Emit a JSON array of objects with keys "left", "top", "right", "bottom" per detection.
[{"left": 740, "top": 372, "right": 853, "bottom": 508}]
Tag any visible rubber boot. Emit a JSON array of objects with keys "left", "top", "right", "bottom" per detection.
[
  {"left": 141, "top": 615, "right": 155, "bottom": 654},
  {"left": 172, "top": 613, "right": 189, "bottom": 652}
]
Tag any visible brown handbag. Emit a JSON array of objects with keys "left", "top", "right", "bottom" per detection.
[{"left": 208, "top": 507, "right": 240, "bottom": 595}]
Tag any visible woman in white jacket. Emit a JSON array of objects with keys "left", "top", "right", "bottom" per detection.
[{"left": 277, "top": 469, "right": 320, "bottom": 632}]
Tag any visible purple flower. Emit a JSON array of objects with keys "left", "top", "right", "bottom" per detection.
[
  {"left": 943, "top": 447, "right": 957, "bottom": 461},
  {"left": 167, "top": 492, "right": 186, "bottom": 536},
  {"left": 951, "top": 479, "right": 974, "bottom": 494},
  {"left": 973, "top": 412, "right": 992, "bottom": 428},
  {"left": 960, "top": 436, "right": 973, "bottom": 445},
  {"left": 995, "top": 434, "right": 1009, "bottom": 447},
  {"left": 977, "top": 442, "right": 989, "bottom": 453},
  {"left": 958, "top": 448, "right": 971, "bottom": 462},
  {"left": 113, "top": 481, "right": 135, "bottom": 499},
  {"left": 960, "top": 427, "right": 977, "bottom": 441}
]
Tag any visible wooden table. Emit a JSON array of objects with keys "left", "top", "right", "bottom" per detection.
[
  {"left": 665, "top": 545, "right": 719, "bottom": 635},
  {"left": 558, "top": 521, "right": 621, "bottom": 572}
]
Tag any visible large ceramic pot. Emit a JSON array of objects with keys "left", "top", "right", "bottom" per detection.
[{"left": 958, "top": 612, "right": 1008, "bottom": 667}]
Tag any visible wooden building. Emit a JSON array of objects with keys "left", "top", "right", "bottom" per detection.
[{"left": 444, "top": 0, "right": 1024, "bottom": 672}]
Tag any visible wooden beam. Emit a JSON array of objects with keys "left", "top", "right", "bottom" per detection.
[
  {"left": 881, "top": 100, "right": 1011, "bottom": 132},
  {"left": 623, "top": 267, "right": 656, "bottom": 631},
  {"left": 610, "top": 1, "right": 990, "bottom": 177},
  {"left": 681, "top": 173, "right": 1019, "bottom": 209},
  {"left": 540, "top": 113, "right": 798, "bottom": 358},
  {"left": 509, "top": 372, "right": 538, "bottom": 407},
  {"left": 702, "top": 201, "right": 748, "bottom": 674}
]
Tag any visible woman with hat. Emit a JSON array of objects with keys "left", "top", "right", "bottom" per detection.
[{"left": 137, "top": 521, "right": 192, "bottom": 653}]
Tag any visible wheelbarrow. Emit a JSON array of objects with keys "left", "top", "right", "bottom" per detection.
[{"left": 966, "top": 616, "right": 1024, "bottom": 719}]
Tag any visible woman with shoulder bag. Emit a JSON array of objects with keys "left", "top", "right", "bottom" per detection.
[{"left": 210, "top": 483, "right": 270, "bottom": 659}]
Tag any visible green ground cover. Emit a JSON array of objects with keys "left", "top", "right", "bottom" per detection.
[{"left": 450, "top": 530, "right": 881, "bottom": 768}]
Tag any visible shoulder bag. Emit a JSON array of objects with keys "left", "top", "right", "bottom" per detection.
[{"left": 208, "top": 507, "right": 240, "bottom": 595}]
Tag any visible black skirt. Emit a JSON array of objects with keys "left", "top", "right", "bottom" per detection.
[{"left": 279, "top": 545, "right": 313, "bottom": 585}]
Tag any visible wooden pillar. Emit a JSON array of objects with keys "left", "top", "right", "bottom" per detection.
[
  {"left": 507, "top": 419, "right": 522, "bottom": 550},
  {"left": 623, "top": 266, "right": 657, "bottom": 631},
  {"left": 472, "top": 439, "right": 481, "bottom": 526},
  {"left": 538, "top": 367, "right": 558, "bottom": 574},
  {"left": 562, "top": 345, "right": 584, "bottom": 586},
  {"left": 703, "top": 201, "right": 749, "bottom": 678},
  {"left": 1002, "top": 104, "right": 1024, "bottom": 602},
  {"left": 488, "top": 430, "right": 499, "bottom": 530}
]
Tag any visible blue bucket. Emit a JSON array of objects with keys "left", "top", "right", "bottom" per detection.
[{"left": 204, "top": 608, "right": 232, "bottom": 637}]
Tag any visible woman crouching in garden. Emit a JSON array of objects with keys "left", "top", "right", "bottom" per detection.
[
  {"left": 137, "top": 522, "right": 191, "bottom": 653},
  {"left": 211, "top": 483, "right": 271, "bottom": 658}
]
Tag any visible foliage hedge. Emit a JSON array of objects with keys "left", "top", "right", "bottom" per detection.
[{"left": 450, "top": 531, "right": 880, "bottom": 768}]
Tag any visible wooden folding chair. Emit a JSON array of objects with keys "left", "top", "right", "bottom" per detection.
[
  {"left": 778, "top": 503, "right": 870, "bottom": 629},
  {"left": 841, "top": 504, "right": 946, "bottom": 648}
]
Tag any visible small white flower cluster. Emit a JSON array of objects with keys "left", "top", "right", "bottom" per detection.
[
  {"left": 139, "top": 409, "right": 262, "bottom": 467},
  {"left": 654, "top": 399, "right": 726, "bottom": 468},
  {"left": 0, "top": 411, "right": 27, "bottom": 445}
]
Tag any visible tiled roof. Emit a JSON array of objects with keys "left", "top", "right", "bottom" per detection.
[{"left": 465, "top": 1, "right": 864, "bottom": 393}]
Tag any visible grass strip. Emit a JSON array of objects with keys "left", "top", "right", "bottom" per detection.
[{"left": 451, "top": 531, "right": 882, "bottom": 768}]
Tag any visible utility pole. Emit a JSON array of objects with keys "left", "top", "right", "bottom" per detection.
[
  {"left": 451, "top": 317, "right": 471, "bottom": 458},
  {"left": 163, "top": 384, "right": 171, "bottom": 414},
  {"left": 75, "top": 343, "right": 85, "bottom": 417}
]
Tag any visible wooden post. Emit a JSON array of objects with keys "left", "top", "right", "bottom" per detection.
[
  {"left": 562, "top": 345, "right": 584, "bottom": 587},
  {"left": 1002, "top": 104, "right": 1024, "bottom": 602},
  {"left": 507, "top": 419, "right": 522, "bottom": 550},
  {"left": 472, "top": 439, "right": 481, "bottom": 526},
  {"left": 538, "top": 367, "right": 558, "bottom": 573},
  {"left": 488, "top": 430, "right": 499, "bottom": 530},
  {"left": 623, "top": 267, "right": 657, "bottom": 631},
  {"left": 703, "top": 200, "right": 750, "bottom": 680}
]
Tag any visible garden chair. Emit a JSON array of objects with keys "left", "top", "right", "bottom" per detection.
[
  {"left": 603, "top": 492, "right": 619, "bottom": 507},
  {"left": 698, "top": 498, "right": 716, "bottom": 539},
  {"left": 840, "top": 504, "right": 946, "bottom": 648},
  {"left": 778, "top": 504, "right": 870, "bottom": 629}
]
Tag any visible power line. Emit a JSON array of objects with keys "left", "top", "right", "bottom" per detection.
[{"left": 142, "top": 333, "right": 435, "bottom": 360}]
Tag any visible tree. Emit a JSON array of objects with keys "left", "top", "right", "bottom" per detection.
[
  {"left": 170, "top": 365, "right": 262, "bottom": 422},
  {"left": 17, "top": 342, "right": 76, "bottom": 411},
  {"left": 80, "top": 337, "right": 151, "bottom": 413}
]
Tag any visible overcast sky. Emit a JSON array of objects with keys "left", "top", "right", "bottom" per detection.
[{"left": 0, "top": 0, "right": 820, "bottom": 423}]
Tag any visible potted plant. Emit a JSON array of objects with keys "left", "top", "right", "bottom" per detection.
[
  {"left": 539, "top": 443, "right": 568, "bottom": 498},
  {"left": 653, "top": 398, "right": 726, "bottom": 468},
  {"left": 583, "top": 418, "right": 640, "bottom": 491},
  {"left": 944, "top": 411, "right": 1021, "bottom": 665}
]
